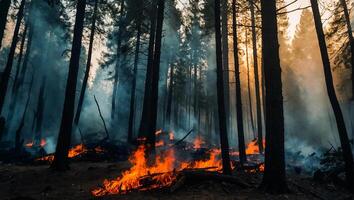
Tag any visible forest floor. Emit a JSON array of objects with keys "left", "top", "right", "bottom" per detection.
[{"left": 0, "top": 161, "right": 353, "bottom": 200}]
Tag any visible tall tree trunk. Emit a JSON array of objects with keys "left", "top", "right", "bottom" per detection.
[
  {"left": 249, "top": 0, "right": 263, "bottom": 153},
  {"left": 245, "top": 28, "right": 256, "bottom": 138},
  {"left": 232, "top": 0, "right": 246, "bottom": 164},
  {"left": 311, "top": 0, "right": 354, "bottom": 190},
  {"left": 34, "top": 77, "right": 46, "bottom": 145},
  {"left": 6, "top": 23, "right": 28, "bottom": 128},
  {"left": 111, "top": 0, "right": 125, "bottom": 120},
  {"left": 15, "top": 73, "right": 34, "bottom": 152},
  {"left": 74, "top": 0, "right": 98, "bottom": 126},
  {"left": 148, "top": 0, "right": 165, "bottom": 149},
  {"left": 51, "top": 0, "right": 86, "bottom": 171},
  {"left": 339, "top": 0, "right": 354, "bottom": 153},
  {"left": 138, "top": 1, "right": 157, "bottom": 142},
  {"left": 0, "top": 0, "right": 25, "bottom": 115},
  {"left": 260, "top": 0, "right": 288, "bottom": 193},
  {"left": 166, "top": 64, "right": 174, "bottom": 129},
  {"left": 17, "top": 24, "right": 33, "bottom": 96},
  {"left": 0, "top": 0, "right": 11, "bottom": 49},
  {"left": 215, "top": 0, "right": 232, "bottom": 175},
  {"left": 127, "top": 8, "right": 142, "bottom": 143},
  {"left": 221, "top": 0, "right": 230, "bottom": 132}
]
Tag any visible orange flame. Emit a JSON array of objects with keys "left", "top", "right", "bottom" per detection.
[
  {"left": 155, "top": 140, "right": 164, "bottom": 147},
  {"left": 92, "top": 144, "right": 225, "bottom": 196},
  {"left": 92, "top": 146, "right": 177, "bottom": 196},
  {"left": 245, "top": 139, "right": 265, "bottom": 155},
  {"left": 36, "top": 144, "right": 88, "bottom": 163},
  {"left": 193, "top": 136, "right": 204, "bottom": 149}
]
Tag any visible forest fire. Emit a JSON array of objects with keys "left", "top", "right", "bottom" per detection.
[
  {"left": 92, "top": 139, "right": 225, "bottom": 196},
  {"left": 36, "top": 144, "right": 88, "bottom": 163}
]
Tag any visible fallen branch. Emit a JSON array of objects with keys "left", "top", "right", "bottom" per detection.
[
  {"left": 94, "top": 95, "right": 110, "bottom": 140},
  {"left": 172, "top": 129, "right": 194, "bottom": 147}
]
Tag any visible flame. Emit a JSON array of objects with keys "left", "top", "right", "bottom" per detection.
[
  {"left": 245, "top": 139, "right": 265, "bottom": 155},
  {"left": 193, "top": 136, "right": 204, "bottom": 149},
  {"left": 25, "top": 142, "right": 34, "bottom": 147},
  {"left": 92, "top": 146, "right": 177, "bottom": 196},
  {"left": 181, "top": 149, "right": 222, "bottom": 171},
  {"left": 68, "top": 144, "right": 87, "bottom": 158},
  {"left": 25, "top": 139, "right": 47, "bottom": 148},
  {"left": 155, "top": 140, "right": 164, "bottom": 147},
  {"left": 36, "top": 144, "right": 88, "bottom": 163},
  {"left": 92, "top": 145, "right": 225, "bottom": 196},
  {"left": 169, "top": 132, "right": 174, "bottom": 141}
]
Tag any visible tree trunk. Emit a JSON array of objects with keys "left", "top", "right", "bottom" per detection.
[
  {"left": 311, "top": 0, "right": 354, "bottom": 191},
  {"left": 111, "top": 0, "right": 125, "bottom": 120},
  {"left": 232, "top": 0, "right": 246, "bottom": 164},
  {"left": 17, "top": 24, "right": 33, "bottom": 96},
  {"left": 0, "top": 0, "right": 11, "bottom": 49},
  {"left": 166, "top": 64, "right": 174, "bottom": 129},
  {"left": 148, "top": 0, "right": 165, "bottom": 149},
  {"left": 15, "top": 74, "right": 34, "bottom": 152},
  {"left": 245, "top": 28, "right": 256, "bottom": 138},
  {"left": 215, "top": 0, "right": 232, "bottom": 175},
  {"left": 6, "top": 23, "right": 28, "bottom": 129},
  {"left": 51, "top": 0, "right": 86, "bottom": 171},
  {"left": 260, "top": 0, "right": 288, "bottom": 193},
  {"left": 339, "top": 0, "right": 354, "bottom": 153},
  {"left": 138, "top": 1, "right": 157, "bottom": 143},
  {"left": 249, "top": 0, "right": 263, "bottom": 153},
  {"left": 0, "top": 0, "right": 25, "bottom": 115},
  {"left": 34, "top": 77, "right": 46, "bottom": 145},
  {"left": 127, "top": 8, "right": 142, "bottom": 143},
  {"left": 221, "top": 0, "right": 230, "bottom": 132},
  {"left": 74, "top": 0, "right": 98, "bottom": 126}
]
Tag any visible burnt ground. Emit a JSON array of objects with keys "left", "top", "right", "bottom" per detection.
[{"left": 0, "top": 161, "right": 353, "bottom": 200}]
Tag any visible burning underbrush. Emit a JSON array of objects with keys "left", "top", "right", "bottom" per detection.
[{"left": 92, "top": 131, "right": 265, "bottom": 196}]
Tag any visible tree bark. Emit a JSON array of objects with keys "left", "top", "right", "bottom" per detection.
[
  {"left": 148, "top": 0, "right": 165, "bottom": 149},
  {"left": 311, "top": 0, "right": 354, "bottom": 191},
  {"left": 232, "top": 0, "right": 246, "bottom": 164},
  {"left": 127, "top": 5, "right": 142, "bottom": 143},
  {"left": 0, "top": 0, "right": 11, "bottom": 49},
  {"left": 166, "top": 64, "right": 174, "bottom": 129},
  {"left": 6, "top": 23, "right": 28, "bottom": 129},
  {"left": 249, "top": 0, "right": 263, "bottom": 153},
  {"left": 15, "top": 74, "right": 33, "bottom": 152},
  {"left": 221, "top": 0, "right": 230, "bottom": 131},
  {"left": 138, "top": 1, "right": 157, "bottom": 144},
  {"left": 0, "top": 0, "right": 25, "bottom": 115},
  {"left": 215, "top": 0, "right": 232, "bottom": 175},
  {"left": 245, "top": 28, "right": 256, "bottom": 138},
  {"left": 111, "top": 0, "right": 125, "bottom": 120},
  {"left": 34, "top": 77, "right": 46, "bottom": 145},
  {"left": 51, "top": 0, "right": 86, "bottom": 171},
  {"left": 74, "top": 0, "right": 98, "bottom": 126},
  {"left": 260, "top": 0, "right": 288, "bottom": 193},
  {"left": 339, "top": 0, "right": 354, "bottom": 153}
]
